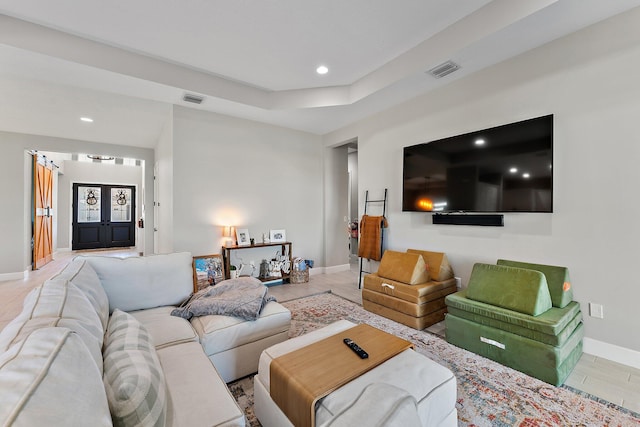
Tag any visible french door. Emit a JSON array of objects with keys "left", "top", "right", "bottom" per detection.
[
  {"left": 72, "top": 183, "right": 136, "bottom": 250},
  {"left": 33, "top": 154, "right": 54, "bottom": 269}
]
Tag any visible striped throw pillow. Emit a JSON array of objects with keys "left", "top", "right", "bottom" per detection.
[{"left": 104, "top": 309, "right": 166, "bottom": 427}]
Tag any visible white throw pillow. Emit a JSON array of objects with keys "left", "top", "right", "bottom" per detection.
[
  {"left": 104, "top": 309, "right": 167, "bottom": 427},
  {"left": 0, "top": 327, "right": 111, "bottom": 426},
  {"left": 0, "top": 278, "right": 104, "bottom": 373},
  {"left": 83, "top": 252, "right": 193, "bottom": 313},
  {"left": 52, "top": 257, "right": 110, "bottom": 330}
]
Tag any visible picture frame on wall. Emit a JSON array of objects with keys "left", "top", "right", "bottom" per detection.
[
  {"left": 192, "top": 254, "right": 225, "bottom": 292},
  {"left": 236, "top": 228, "right": 251, "bottom": 246},
  {"left": 270, "top": 229, "right": 286, "bottom": 243}
]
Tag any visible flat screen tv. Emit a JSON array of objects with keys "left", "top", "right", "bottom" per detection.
[{"left": 403, "top": 115, "right": 553, "bottom": 213}]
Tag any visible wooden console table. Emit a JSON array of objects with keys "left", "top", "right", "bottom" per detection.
[{"left": 221, "top": 241, "right": 292, "bottom": 283}]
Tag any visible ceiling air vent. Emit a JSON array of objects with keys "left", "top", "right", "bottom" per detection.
[
  {"left": 427, "top": 61, "right": 460, "bottom": 79},
  {"left": 183, "top": 93, "right": 204, "bottom": 104}
]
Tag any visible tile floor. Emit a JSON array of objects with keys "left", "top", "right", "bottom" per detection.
[{"left": 1, "top": 249, "right": 638, "bottom": 413}]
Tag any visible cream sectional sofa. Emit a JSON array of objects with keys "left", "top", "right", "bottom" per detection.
[{"left": 0, "top": 252, "right": 291, "bottom": 426}]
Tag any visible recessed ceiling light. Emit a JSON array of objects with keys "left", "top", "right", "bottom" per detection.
[
  {"left": 523, "top": 173, "right": 530, "bottom": 179},
  {"left": 510, "top": 167, "right": 518, "bottom": 173},
  {"left": 80, "top": 117, "right": 93, "bottom": 123},
  {"left": 316, "top": 65, "right": 329, "bottom": 75},
  {"left": 475, "top": 138, "right": 485, "bottom": 146}
]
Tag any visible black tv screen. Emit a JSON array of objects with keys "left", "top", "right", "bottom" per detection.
[{"left": 403, "top": 115, "right": 553, "bottom": 213}]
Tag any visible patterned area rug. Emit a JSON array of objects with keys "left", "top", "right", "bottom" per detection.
[{"left": 229, "top": 292, "right": 640, "bottom": 426}]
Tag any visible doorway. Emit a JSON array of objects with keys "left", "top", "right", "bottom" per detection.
[
  {"left": 72, "top": 183, "right": 136, "bottom": 250},
  {"left": 347, "top": 142, "right": 359, "bottom": 265}
]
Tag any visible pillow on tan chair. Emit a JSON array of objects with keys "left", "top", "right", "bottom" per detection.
[
  {"left": 407, "top": 249, "right": 454, "bottom": 281},
  {"left": 376, "top": 251, "right": 429, "bottom": 285}
]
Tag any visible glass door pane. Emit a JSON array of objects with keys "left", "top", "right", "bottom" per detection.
[
  {"left": 111, "top": 188, "right": 132, "bottom": 222},
  {"left": 77, "top": 186, "right": 101, "bottom": 223}
]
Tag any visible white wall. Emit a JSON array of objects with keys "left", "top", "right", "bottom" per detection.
[
  {"left": 324, "top": 10, "right": 640, "bottom": 353},
  {"left": 57, "top": 160, "right": 143, "bottom": 250},
  {"left": 155, "top": 108, "right": 174, "bottom": 254},
  {"left": 171, "top": 107, "right": 325, "bottom": 266}
]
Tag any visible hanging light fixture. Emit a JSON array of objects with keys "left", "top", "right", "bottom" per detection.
[
  {"left": 87, "top": 154, "right": 114, "bottom": 161},
  {"left": 415, "top": 176, "right": 434, "bottom": 211}
]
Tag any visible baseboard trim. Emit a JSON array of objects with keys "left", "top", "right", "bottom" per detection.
[
  {"left": 308, "top": 267, "right": 324, "bottom": 276},
  {"left": 0, "top": 271, "right": 26, "bottom": 282},
  {"left": 323, "top": 264, "right": 351, "bottom": 274},
  {"left": 55, "top": 247, "right": 71, "bottom": 253},
  {"left": 583, "top": 337, "right": 640, "bottom": 370}
]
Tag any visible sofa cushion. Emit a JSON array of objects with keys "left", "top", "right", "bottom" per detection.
[
  {"left": 376, "top": 251, "right": 429, "bottom": 285},
  {"left": 158, "top": 342, "right": 245, "bottom": 427},
  {"left": 497, "top": 259, "right": 573, "bottom": 308},
  {"left": 104, "top": 309, "right": 167, "bottom": 427},
  {"left": 51, "top": 257, "right": 110, "bottom": 330},
  {"left": 81, "top": 252, "right": 193, "bottom": 313},
  {"left": 192, "top": 300, "right": 291, "bottom": 357},
  {"left": 363, "top": 273, "right": 456, "bottom": 304},
  {"left": 406, "top": 249, "right": 454, "bottom": 281},
  {"left": 446, "top": 290, "right": 582, "bottom": 345},
  {"left": 0, "top": 327, "right": 111, "bottom": 426},
  {"left": 130, "top": 306, "right": 198, "bottom": 349},
  {"left": 0, "top": 279, "right": 105, "bottom": 372},
  {"left": 445, "top": 313, "right": 584, "bottom": 386},
  {"left": 466, "top": 263, "right": 553, "bottom": 316}
]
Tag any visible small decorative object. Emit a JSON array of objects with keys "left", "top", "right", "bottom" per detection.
[
  {"left": 281, "top": 258, "right": 291, "bottom": 274},
  {"left": 192, "top": 254, "right": 225, "bottom": 292},
  {"left": 290, "top": 268, "right": 309, "bottom": 284},
  {"left": 229, "top": 264, "right": 238, "bottom": 279},
  {"left": 262, "top": 232, "right": 270, "bottom": 243},
  {"left": 349, "top": 220, "right": 358, "bottom": 238},
  {"left": 115, "top": 189, "right": 127, "bottom": 205},
  {"left": 268, "top": 260, "right": 282, "bottom": 278},
  {"left": 270, "top": 229, "right": 286, "bottom": 243},
  {"left": 236, "top": 228, "right": 250, "bottom": 246},
  {"left": 86, "top": 189, "right": 98, "bottom": 205},
  {"left": 259, "top": 259, "right": 270, "bottom": 278},
  {"left": 222, "top": 225, "right": 235, "bottom": 247},
  {"left": 250, "top": 238, "right": 255, "bottom": 245}
]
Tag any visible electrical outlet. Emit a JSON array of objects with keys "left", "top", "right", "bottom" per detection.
[
  {"left": 589, "top": 303, "right": 604, "bottom": 319},
  {"left": 454, "top": 277, "right": 462, "bottom": 289}
]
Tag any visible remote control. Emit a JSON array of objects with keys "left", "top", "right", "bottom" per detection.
[{"left": 343, "top": 338, "right": 369, "bottom": 359}]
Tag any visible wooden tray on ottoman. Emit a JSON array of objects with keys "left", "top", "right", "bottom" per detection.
[{"left": 269, "top": 323, "right": 412, "bottom": 427}]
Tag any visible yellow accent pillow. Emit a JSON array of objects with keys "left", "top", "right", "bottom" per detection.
[
  {"left": 376, "top": 251, "right": 430, "bottom": 285},
  {"left": 406, "top": 249, "right": 454, "bottom": 281}
]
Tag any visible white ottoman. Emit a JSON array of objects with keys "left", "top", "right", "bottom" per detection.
[
  {"left": 190, "top": 301, "right": 291, "bottom": 383},
  {"left": 254, "top": 320, "right": 457, "bottom": 427}
]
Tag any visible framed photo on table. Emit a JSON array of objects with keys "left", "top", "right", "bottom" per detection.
[
  {"left": 236, "top": 228, "right": 251, "bottom": 246},
  {"left": 192, "top": 254, "right": 225, "bottom": 292},
  {"left": 270, "top": 229, "right": 286, "bottom": 243}
]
